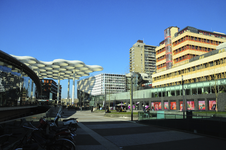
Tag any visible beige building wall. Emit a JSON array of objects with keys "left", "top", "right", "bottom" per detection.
[
  {"left": 170, "top": 27, "right": 180, "bottom": 39},
  {"left": 130, "top": 40, "right": 156, "bottom": 74},
  {"left": 152, "top": 43, "right": 226, "bottom": 88},
  {"left": 156, "top": 26, "right": 226, "bottom": 73}
]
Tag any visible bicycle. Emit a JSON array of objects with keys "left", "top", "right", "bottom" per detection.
[
  {"left": 0, "top": 133, "right": 21, "bottom": 150},
  {"left": 12, "top": 121, "right": 76, "bottom": 150}
]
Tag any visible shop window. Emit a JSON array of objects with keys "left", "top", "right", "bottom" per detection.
[{"left": 198, "top": 87, "right": 202, "bottom": 94}]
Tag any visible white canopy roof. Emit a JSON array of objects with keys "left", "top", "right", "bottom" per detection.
[{"left": 11, "top": 55, "right": 103, "bottom": 80}]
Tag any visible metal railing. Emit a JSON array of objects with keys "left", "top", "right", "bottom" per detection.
[{"left": 138, "top": 110, "right": 226, "bottom": 121}]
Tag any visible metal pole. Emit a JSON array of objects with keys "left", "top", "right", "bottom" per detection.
[
  {"left": 182, "top": 75, "right": 185, "bottom": 119},
  {"left": 185, "top": 87, "right": 187, "bottom": 112},
  {"left": 131, "top": 73, "right": 133, "bottom": 121},
  {"left": 143, "top": 93, "right": 144, "bottom": 111},
  {"left": 105, "top": 85, "right": 106, "bottom": 114}
]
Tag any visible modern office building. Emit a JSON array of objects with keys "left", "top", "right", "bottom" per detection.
[
  {"left": 0, "top": 50, "right": 42, "bottom": 107},
  {"left": 77, "top": 73, "right": 126, "bottom": 96},
  {"left": 156, "top": 26, "right": 226, "bottom": 73},
  {"left": 92, "top": 42, "right": 226, "bottom": 111},
  {"left": 39, "top": 79, "right": 62, "bottom": 101},
  {"left": 130, "top": 40, "right": 156, "bottom": 75},
  {"left": 77, "top": 73, "right": 126, "bottom": 106}
]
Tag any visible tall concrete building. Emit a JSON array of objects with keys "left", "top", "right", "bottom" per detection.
[
  {"left": 156, "top": 26, "right": 226, "bottom": 73},
  {"left": 129, "top": 40, "right": 156, "bottom": 75}
]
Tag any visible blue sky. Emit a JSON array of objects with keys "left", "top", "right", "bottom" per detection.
[{"left": 1, "top": 0, "right": 226, "bottom": 99}]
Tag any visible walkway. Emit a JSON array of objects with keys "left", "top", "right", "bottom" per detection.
[{"left": 63, "top": 110, "right": 226, "bottom": 150}]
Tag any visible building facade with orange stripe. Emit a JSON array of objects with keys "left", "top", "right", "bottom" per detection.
[{"left": 156, "top": 26, "right": 226, "bottom": 73}]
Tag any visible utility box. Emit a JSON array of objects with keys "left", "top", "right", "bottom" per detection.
[{"left": 157, "top": 111, "right": 165, "bottom": 119}]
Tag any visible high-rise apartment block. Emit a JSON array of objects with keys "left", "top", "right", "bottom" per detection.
[
  {"left": 156, "top": 26, "right": 226, "bottom": 73},
  {"left": 130, "top": 40, "right": 156, "bottom": 75}
]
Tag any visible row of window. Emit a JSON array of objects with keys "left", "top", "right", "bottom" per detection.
[
  {"left": 157, "top": 55, "right": 166, "bottom": 62},
  {"left": 156, "top": 47, "right": 165, "bottom": 54},
  {"left": 153, "top": 73, "right": 225, "bottom": 88},
  {"left": 173, "top": 45, "right": 215, "bottom": 55},
  {"left": 174, "top": 54, "right": 197, "bottom": 63},
  {"left": 173, "top": 35, "right": 224, "bottom": 46},
  {"left": 154, "top": 57, "right": 226, "bottom": 82},
  {"left": 157, "top": 47, "right": 215, "bottom": 67},
  {"left": 157, "top": 63, "right": 166, "bottom": 69},
  {"left": 199, "top": 31, "right": 226, "bottom": 38}
]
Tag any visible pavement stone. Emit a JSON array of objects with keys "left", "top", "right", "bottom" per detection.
[
  {"left": 3, "top": 108, "right": 226, "bottom": 150},
  {"left": 65, "top": 109, "right": 226, "bottom": 150}
]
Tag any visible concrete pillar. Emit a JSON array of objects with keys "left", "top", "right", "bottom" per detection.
[
  {"left": 67, "top": 79, "right": 70, "bottom": 103},
  {"left": 72, "top": 71, "right": 75, "bottom": 105},
  {"left": 205, "top": 98, "right": 208, "bottom": 110},
  {"left": 57, "top": 75, "right": 60, "bottom": 103},
  {"left": 210, "top": 82, "right": 212, "bottom": 94},
  {"left": 194, "top": 98, "right": 198, "bottom": 110},
  {"left": 139, "top": 101, "right": 142, "bottom": 110},
  {"left": 149, "top": 100, "right": 151, "bottom": 109},
  {"left": 176, "top": 99, "right": 180, "bottom": 111},
  {"left": 196, "top": 85, "right": 198, "bottom": 95}
]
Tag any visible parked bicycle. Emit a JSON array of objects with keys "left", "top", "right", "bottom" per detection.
[{"left": 12, "top": 121, "right": 76, "bottom": 150}]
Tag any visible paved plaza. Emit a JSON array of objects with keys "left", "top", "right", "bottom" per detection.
[{"left": 61, "top": 109, "right": 226, "bottom": 150}]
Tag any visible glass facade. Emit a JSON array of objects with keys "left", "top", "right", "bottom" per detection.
[
  {"left": 93, "top": 78, "right": 226, "bottom": 101},
  {"left": 0, "top": 60, "right": 37, "bottom": 107}
]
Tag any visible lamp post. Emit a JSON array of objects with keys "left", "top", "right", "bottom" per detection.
[
  {"left": 184, "top": 87, "right": 187, "bottom": 112},
  {"left": 130, "top": 72, "right": 134, "bottom": 121},
  {"left": 104, "top": 85, "right": 106, "bottom": 114},
  {"left": 182, "top": 75, "right": 185, "bottom": 119}
]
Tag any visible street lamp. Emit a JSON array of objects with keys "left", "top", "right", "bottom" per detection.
[
  {"left": 104, "top": 86, "right": 106, "bottom": 114},
  {"left": 184, "top": 87, "right": 187, "bottom": 112},
  {"left": 182, "top": 75, "right": 185, "bottom": 119},
  {"left": 130, "top": 72, "right": 135, "bottom": 121}
]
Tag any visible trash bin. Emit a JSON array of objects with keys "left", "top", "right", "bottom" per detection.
[{"left": 186, "top": 110, "right": 192, "bottom": 119}]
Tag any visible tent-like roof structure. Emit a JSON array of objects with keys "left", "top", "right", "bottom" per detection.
[{"left": 11, "top": 55, "right": 103, "bottom": 80}]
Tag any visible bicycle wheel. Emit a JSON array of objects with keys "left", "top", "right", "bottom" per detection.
[{"left": 47, "top": 138, "right": 76, "bottom": 150}]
